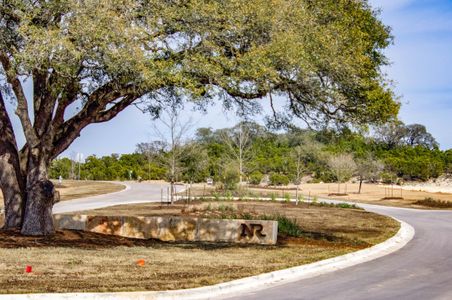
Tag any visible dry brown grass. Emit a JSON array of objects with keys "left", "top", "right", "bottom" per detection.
[
  {"left": 295, "top": 183, "right": 452, "bottom": 209},
  {"left": 186, "top": 182, "right": 452, "bottom": 209},
  {"left": 82, "top": 200, "right": 398, "bottom": 246},
  {"left": 0, "top": 200, "right": 398, "bottom": 294},
  {"left": 0, "top": 180, "right": 124, "bottom": 209},
  {"left": 53, "top": 180, "right": 125, "bottom": 201}
]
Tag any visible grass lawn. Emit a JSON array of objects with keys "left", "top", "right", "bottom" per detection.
[{"left": 0, "top": 200, "right": 399, "bottom": 293}]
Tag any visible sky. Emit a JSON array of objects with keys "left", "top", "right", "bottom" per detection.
[
  {"left": 5, "top": 0, "right": 452, "bottom": 158},
  {"left": 370, "top": 0, "right": 452, "bottom": 150}
]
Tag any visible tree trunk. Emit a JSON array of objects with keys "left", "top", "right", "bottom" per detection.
[
  {"left": 0, "top": 161, "right": 25, "bottom": 229},
  {"left": 20, "top": 154, "right": 55, "bottom": 236},
  {"left": 0, "top": 93, "right": 25, "bottom": 229},
  {"left": 20, "top": 178, "right": 55, "bottom": 235},
  {"left": 358, "top": 177, "right": 363, "bottom": 194}
]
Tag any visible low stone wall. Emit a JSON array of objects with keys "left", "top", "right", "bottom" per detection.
[{"left": 54, "top": 214, "right": 278, "bottom": 245}]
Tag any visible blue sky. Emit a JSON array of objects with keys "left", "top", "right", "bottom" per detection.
[
  {"left": 370, "top": 0, "right": 452, "bottom": 150},
  {"left": 6, "top": 0, "right": 452, "bottom": 158}
]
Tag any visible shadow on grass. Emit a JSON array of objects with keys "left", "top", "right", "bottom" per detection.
[{"left": 0, "top": 228, "right": 366, "bottom": 251}]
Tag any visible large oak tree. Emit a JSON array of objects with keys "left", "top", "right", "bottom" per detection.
[{"left": 0, "top": 0, "right": 399, "bottom": 235}]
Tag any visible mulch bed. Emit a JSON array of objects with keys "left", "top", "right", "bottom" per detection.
[{"left": 0, "top": 229, "right": 160, "bottom": 249}]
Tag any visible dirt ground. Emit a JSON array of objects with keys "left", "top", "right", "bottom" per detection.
[
  {"left": 186, "top": 182, "right": 452, "bottom": 209},
  {"left": 291, "top": 183, "right": 452, "bottom": 209},
  {"left": 0, "top": 200, "right": 398, "bottom": 293}
]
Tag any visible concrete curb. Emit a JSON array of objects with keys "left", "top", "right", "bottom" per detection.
[{"left": 0, "top": 218, "right": 414, "bottom": 300}]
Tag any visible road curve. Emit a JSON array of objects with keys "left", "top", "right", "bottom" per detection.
[
  {"left": 53, "top": 181, "right": 179, "bottom": 214},
  {"left": 224, "top": 203, "right": 452, "bottom": 300},
  {"left": 53, "top": 183, "right": 452, "bottom": 299}
]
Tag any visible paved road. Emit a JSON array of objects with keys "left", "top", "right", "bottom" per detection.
[
  {"left": 53, "top": 181, "right": 181, "bottom": 214},
  {"left": 224, "top": 203, "right": 452, "bottom": 300},
  {"left": 53, "top": 183, "right": 452, "bottom": 299}
]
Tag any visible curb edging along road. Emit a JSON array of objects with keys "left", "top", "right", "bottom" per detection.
[{"left": 0, "top": 219, "right": 415, "bottom": 300}]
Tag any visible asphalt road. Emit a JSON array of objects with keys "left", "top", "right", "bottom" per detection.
[
  {"left": 224, "top": 203, "right": 452, "bottom": 300},
  {"left": 53, "top": 183, "right": 452, "bottom": 300},
  {"left": 53, "top": 181, "right": 181, "bottom": 214}
]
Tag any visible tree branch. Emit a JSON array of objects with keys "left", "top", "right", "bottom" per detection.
[
  {"left": 0, "top": 52, "right": 39, "bottom": 147},
  {"left": 51, "top": 84, "right": 140, "bottom": 158}
]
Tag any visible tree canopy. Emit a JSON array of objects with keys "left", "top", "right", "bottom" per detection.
[
  {"left": 52, "top": 122, "right": 450, "bottom": 186},
  {"left": 1, "top": 0, "right": 399, "bottom": 235}
]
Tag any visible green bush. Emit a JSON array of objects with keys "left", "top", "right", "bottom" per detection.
[
  {"left": 248, "top": 171, "right": 264, "bottom": 185},
  {"left": 269, "top": 173, "right": 290, "bottom": 186},
  {"left": 223, "top": 165, "right": 240, "bottom": 190},
  {"left": 260, "top": 214, "right": 303, "bottom": 237},
  {"left": 381, "top": 172, "right": 397, "bottom": 184},
  {"left": 284, "top": 193, "right": 291, "bottom": 203}
]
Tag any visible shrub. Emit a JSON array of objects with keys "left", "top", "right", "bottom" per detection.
[
  {"left": 414, "top": 197, "right": 452, "bottom": 208},
  {"left": 269, "top": 173, "right": 290, "bottom": 186},
  {"left": 335, "top": 203, "right": 359, "bottom": 209},
  {"left": 248, "top": 171, "right": 264, "bottom": 185},
  {"left": 284, "top": 193, "right": 291, "bottom": 203},
  {"left": 381, "top": 172, "right": 397, "bottom": 184},
  {"left": 270, "top": 193, "right": 277, "bottom": 202},
  {"left": 218, "top": 204, "right": 235, "bottom": 212},
  {"left": 260, "top": 214, "right": 303, "bottom": 237}
]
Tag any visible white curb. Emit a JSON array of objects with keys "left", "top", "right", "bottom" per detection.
[{"left": 0, "top": 219, "right": 415, "bottom": 300}]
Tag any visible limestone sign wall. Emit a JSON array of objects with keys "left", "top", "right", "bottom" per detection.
[{"left": 54, "top": 214, "right": 278, "bottom": 245}]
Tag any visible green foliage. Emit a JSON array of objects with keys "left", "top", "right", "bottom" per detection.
[
  {"left": 270, "top": 193, "right": 277, "bottom": 202},
  {"left": 298, "top": 195, "right": 305, "bottom": 202},
  {"left": 49, "top": 158, "right": 73, "bottom": 179},
  {"left": 248, "top": 171, "right": 264, "bottom": 185},
  {"left": 310, "top": 202, "right": 361, "bottom": 209},
  {"left": 381, "top": 146, "right": 445, "bottom": 181},
  {"left": 284, "top": 193, "right": 291, "bottom": 203},
  {"left": 217, "top": 204, "right": 235, "bottom": 213},
  {"left": 49, "top": 123, "right": 450, "bottom": 184},
  {"left": 222, "top": 164, "right": 240, "bottom": 190},
  {"left": 260, "top": 214, "right": 303, "bottom": 237},
  {"left": 269, "top": 173, "right": 290, "bottom": 186}
]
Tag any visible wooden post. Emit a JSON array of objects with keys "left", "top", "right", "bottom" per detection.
[{"left": 295, "top": 186, "right": 299, "bottom": 205}]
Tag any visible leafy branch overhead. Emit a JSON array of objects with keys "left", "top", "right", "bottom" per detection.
[
  {"left": 1, "top": 0, "right": 398, "bottom": 156},
  {"left": 0, "top": 0, "right": 399, "bottom": 235}
]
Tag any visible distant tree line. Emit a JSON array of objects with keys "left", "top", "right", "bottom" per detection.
[{"left": 50, "top": 121, "right": 452, "bottom": 186}]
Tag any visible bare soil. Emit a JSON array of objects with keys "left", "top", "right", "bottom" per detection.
[
  {"left": 188, "top": 182, "right": 452, "bottom": 209},
  {"left": 0, "top": 200, "right": 398, "bottom": 294}
]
